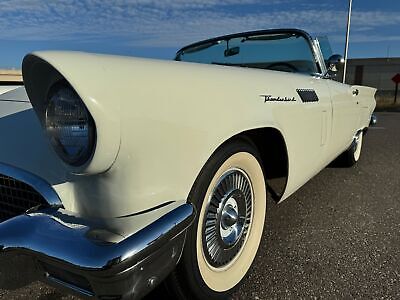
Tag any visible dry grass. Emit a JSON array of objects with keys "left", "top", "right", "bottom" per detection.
[
  {"left": 0, "top": 69, "right": 22, "bottom": 82},
  {"left": 375, "top": 90, "right": 400, "bottom": 111}
]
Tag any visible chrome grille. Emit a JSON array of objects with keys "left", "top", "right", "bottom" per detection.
[{"left": 0, "top": 173, "right": 48, "bottom": 222}]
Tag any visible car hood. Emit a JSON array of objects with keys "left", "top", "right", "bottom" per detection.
[
  {"left": 0, "top": 86, "right": 29, "bottom": 102},
  {"left": 0, "top": 86, "right": 68, "bottom": 185}
]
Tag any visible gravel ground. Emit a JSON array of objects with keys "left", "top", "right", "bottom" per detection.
[{"left": 1, "top": 112, "right": 399, "bottom": 299}]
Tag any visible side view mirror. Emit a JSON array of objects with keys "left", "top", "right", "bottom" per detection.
[{"left": 326, "top": 54, "right": 344, "bottom": 77}]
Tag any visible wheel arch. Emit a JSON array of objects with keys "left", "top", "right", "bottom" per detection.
[{"left": 204, "top": 127, "right": 289, "bottom": 203}]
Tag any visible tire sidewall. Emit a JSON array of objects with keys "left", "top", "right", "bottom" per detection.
[
  {"left": 353, "top": 132, "right": 363, "bottom": 162},
  {"left": 177, "top": 139, "right": 266, "bottom": 299}
]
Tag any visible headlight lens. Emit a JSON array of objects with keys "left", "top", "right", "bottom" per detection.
[{"left": 45, "top": 84, "right": 96, "bottom": 166}]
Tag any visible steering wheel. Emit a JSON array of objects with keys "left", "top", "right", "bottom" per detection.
[{"left": 267, "top": 62, "right": 298, "bottom": 73}]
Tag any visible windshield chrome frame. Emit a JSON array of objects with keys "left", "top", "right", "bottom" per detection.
[
  {"left": 175, "top": 28, "right": 325, "bottom": 77},
  {"left": 312, "top": 38, "right": 329, "bottom": 77}
]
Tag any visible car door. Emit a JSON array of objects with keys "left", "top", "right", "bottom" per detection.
[
  {"left": 277, "top": 73, "right": 333, "bottom": 196},
  {"left": 313, "top": 36, "right": 360, "bottom": 160},
  {"left": 326, "top": 79, "right": 360, "bottom": 158}
]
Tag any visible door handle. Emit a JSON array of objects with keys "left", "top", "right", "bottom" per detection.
[{"left": 352, "top": 89, "right": 359, "bottom": 96}]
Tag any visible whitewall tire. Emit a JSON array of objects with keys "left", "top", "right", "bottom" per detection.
[
  {"left": 353, "top": 132, "right": 363, "bottom": 162},
  {"left": 340, "top": 131, "right": 364, "bottom": 167},
  {"left": 166, "top": 139, "right": 266, "bottom": 299}
]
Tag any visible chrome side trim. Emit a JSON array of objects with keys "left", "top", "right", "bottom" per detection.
[
  {"left": 117, "top": 200, "right": 175, "bottom": 218},
  {"left": 46, "top": 274, "right": 94, "bottom": 297},
  {"left": 0, "top": 162, "right": 62, "bottom": 207}
]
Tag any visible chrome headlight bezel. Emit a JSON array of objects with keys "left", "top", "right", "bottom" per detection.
[{"left": 45, "top": 81, "right": 96, "bottom": 167}]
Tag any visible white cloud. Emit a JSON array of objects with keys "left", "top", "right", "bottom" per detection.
[
  {"left": 352, "top": 11, "right": 400, "bottom": 27},
  {"left": 0, "top": 0, "right": 398, "bottom": 49},
  {"left": 331, "top": 34, "right": 400, "bottom": 44}
]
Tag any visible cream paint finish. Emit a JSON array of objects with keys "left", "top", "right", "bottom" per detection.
[
  {"left": 0, "top": 86, "right": 29, "bottom": 102},
  {"left": 20, "top": 51, "right": 376, "bottom": 221},
  {"left": 353, "top": 85, "right": 377, "bottom": 129},
  {"left": 0, "top": 86, "right": 20, "bottom": 95},
  {"left": 326, "top": 81, "right": 376, "bottom": 162},
  {"left": 0, "top": 100, "right": 74, "bottom": 210},
  {"left": 0, "top": 100, "right": 30, "bottom": 117}
]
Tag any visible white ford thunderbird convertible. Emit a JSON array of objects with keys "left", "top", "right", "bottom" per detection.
[{"left": 0, "top": 29, "right": 376, "bottom": 299}]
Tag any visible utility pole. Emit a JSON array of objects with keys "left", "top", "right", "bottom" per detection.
[{"left": 343, "top": 0, "right": 353, "bottom": 84}]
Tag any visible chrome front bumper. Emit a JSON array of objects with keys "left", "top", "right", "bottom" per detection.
[{"left": 0, "top": 203, "right": 195, "bottom": 299}]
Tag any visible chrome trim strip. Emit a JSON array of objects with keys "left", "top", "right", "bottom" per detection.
[
  {"left": 0, "top": 99, "right": 30, "bottom": 103},
  {"left": 117, "top": 200, "right": 175, "bottom": 218},
  {"left": 0, "top": 162, "right": 62, "bottom": 207},
  {"left": 312, "top": 38, "right": 328, "bottom": 76},
  {"left": 46, "top": 274, "right": 94, "bottom": 297}
]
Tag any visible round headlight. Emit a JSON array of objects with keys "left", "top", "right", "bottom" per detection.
[{"left": 45, "top": 83, "right": 96, "bottom": 166}]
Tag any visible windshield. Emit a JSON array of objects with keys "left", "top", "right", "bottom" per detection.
[
  {"left": 176, "top": 32, "right": 319, "bottom": 74},
  {"left": 317, "top": 36, "right": 333, "bottom": 61}
]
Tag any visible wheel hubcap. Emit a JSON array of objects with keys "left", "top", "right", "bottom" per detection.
[
  {"left": 221, "top": 203, "right": 238, "bottom": 229},
  {"left": 202, "top": 168, "right": 253, "bottom": 268}
]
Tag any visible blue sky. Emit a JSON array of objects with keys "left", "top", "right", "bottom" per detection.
[{"left": 0, "top": 0, "right": 399, "bottom": 68}]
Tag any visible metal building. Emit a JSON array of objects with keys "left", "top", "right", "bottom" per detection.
[{"left": 344, "top": 58, "right": 400, "bottom": 105}]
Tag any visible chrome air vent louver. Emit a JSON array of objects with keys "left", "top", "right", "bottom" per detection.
[{"left": 0, "top": 173, "right": 49, "bottom": 222}]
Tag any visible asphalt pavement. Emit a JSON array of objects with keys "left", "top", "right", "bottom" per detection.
[{"left": 1, "top": 112, "right": 399, "bottom": 299}]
